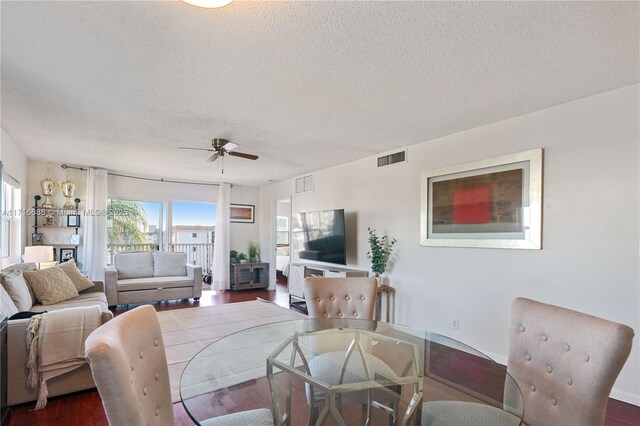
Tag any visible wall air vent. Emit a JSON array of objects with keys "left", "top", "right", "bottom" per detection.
[
  {"left": 377, "top": 150, "right": 407, "bottom": 167},
  {"left": 295, "top": 175, "right": 313, "bottom": 193}
]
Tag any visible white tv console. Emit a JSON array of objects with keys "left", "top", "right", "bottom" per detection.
[{"left": 288, "top": 262, "right": 369, "bottom": 310}]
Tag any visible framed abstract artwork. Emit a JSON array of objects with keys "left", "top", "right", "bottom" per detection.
[
  {"left": 230, "top": 204, "right": 255, "bottom": 223},
  {"left": 420, "top": 149, "right": 543, "bottom": 249}
]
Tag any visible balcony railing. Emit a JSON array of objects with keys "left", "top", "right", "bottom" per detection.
[
  {"left": 169, "top": 243, "right": 214, "bottom": 274},
  {"left": 107, "top": 243, "right": 159, "bottom": 265},
  {"left": 106, "top": 243, "right": 214, "bottom": 274}
]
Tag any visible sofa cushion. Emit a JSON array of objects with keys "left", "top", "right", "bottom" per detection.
[
  {"left": 117, "top": 276, "right": 194, "bottom": 292},
  {"left": 29, "top": 292, "right": 110, "bottom": 314},
  {"left": 1, "top": 263, "right": 37, "bottom": 304},
  {"left": 0, "top": 284, "right": 18, "bottom": 317},
  {"left": 152, "top": 252, "right": 187, "bottom": 277},
  {"left": 59, "top": 260, "right": 95, "bottom": 292},
  {"left": 2, "top": 270, "right": 33, "bottom": 311},
  {"left": 23, "top": 267, "right": 79, "bottom": 305},
  {"left": 114, "top": 252, "right": 154, "bottom": 279}
]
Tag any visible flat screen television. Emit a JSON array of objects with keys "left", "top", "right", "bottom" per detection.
[{"left": 291, "top": 209, "right": 346, "bottom": 265}]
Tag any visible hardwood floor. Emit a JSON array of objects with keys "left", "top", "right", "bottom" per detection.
[{"left": 6, "top": 278, "right": 639, "bottom": 426}]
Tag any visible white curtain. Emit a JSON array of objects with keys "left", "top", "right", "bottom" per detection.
[
  {"left": 82, "top": 168, "right": 108, "bottom": 280},
  {"left": 212, "top": 183, "right": 230, "bottom": 290},
  {"left": 165, "top": 200, "right": 173, "bottom": 251}
]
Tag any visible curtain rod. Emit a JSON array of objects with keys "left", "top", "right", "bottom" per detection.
[{"left": 60, "top": 164, "right": 226, "bottom": 187}]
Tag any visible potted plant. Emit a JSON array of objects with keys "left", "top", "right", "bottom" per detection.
[
  {"left": 366, "top": 227, "right": 397, "bottom": 278},
  {"left": 237, "top": 253, "right": 248, "bottom": 263},
  {"left": 249, "top": 241, "right": 260, "bottom": 263},
  {"left": 230, "top": 250, "right": 238, "bottom": 263}
]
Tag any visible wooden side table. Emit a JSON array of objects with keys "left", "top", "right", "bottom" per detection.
[
  {"left": 376, "top": 285, "right": 395, "bottom": 322},
  {"left": 229, "top": 262, "right": 269, "bottom": 290}
]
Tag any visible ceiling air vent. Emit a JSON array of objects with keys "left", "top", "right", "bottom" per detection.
[
  {"left": 377, "top": 150, "right": 407, "bottom": 167},
  {"left": 295, "top": 175, "right": 313, "bottom": 193}
]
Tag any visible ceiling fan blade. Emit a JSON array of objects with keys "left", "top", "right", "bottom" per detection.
[
  {"left": 228, "top": 151, "right": 259, "bottom": 160},
  {"left": 222, "top": 142, "right": 239, "bottom": 151},
  {"left": 178, "top": 147, "right": 214, "bottom": 152},
  {"left": 207, "top": 154, "right": 220, "bottom": 162}
]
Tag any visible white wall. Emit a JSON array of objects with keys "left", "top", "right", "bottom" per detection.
[
  {"left": 1, "top": 128, "right": 30, "bottom": 264},
  {"left": 228, "top": 184, "right": 261, "bottom": 258},
  {"left": 259, "top": 84, "right": 640, "bottom": 404}
]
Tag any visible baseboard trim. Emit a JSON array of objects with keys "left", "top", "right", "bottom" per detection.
[{"left": 609, "top": 389, "right": 640, "bottom": 406}]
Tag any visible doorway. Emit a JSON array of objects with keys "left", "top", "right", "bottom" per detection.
[{"left": 274, "top": 199, "right": 291, "bottom": 286}]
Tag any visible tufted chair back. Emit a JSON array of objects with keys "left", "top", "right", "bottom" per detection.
[
  {"left": 507, "top": 298, "right": 634, "bottom": 426},
  {"left": 303, "top": 277, "right": 378, "bottom": 320},
  {"left": 85, "top": 305, "right": 173, "bottom": 426}
]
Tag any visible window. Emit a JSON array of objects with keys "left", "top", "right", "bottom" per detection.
[
  {"left": 277, "top": 216, "right": 289, "bottom": 245},
  {"left": 1, "top": 182, "right": 12, "bottom": 259},
  {"left": 105, "top": 198, "right": 216, "bottom": 272},
  {"left": 107, "top": 198, "right": 162, "bottom": 264},
  {"left": 170, "top": 201, "right": 216, "bottom": 244},
  {"left": 2, "top": 171, "right": 22, "bottom": 264}
]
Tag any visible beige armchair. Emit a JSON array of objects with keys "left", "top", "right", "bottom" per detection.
[
  {"left": 85, "top": 305, "right": 273, "bottom": 426},
  {"left": 422, "top": 297, "right": 635, "bottom": 426}
]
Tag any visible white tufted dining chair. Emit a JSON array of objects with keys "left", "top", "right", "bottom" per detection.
[
  {"left": 422, "top": 297, "right": 635, "bottom": 426},
  {"left": 85, "top": 305, "right": 273, "bottom": 426},
  {"left": 303, "top": 277, "right": 399, "bottom": 424},
  {"left": 304, "top": 277, "right": 378, "bottom": 320}
]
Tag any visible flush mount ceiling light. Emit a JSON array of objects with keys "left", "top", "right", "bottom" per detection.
[{"left": 182, "top": 0, "right": 234, "bottom": 8}]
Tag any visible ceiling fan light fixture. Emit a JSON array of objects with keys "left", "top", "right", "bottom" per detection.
[{"left": 181, "top": 0, "right": 234, "bottom": 9}]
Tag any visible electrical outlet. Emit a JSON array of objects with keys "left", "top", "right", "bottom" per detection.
[{"left": 452, "top": 318, "right": 459, "bottom": 330}]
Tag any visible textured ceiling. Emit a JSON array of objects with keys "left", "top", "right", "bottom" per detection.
[{"left": 1, "top": 1, "right": 638, "bottom": 187}]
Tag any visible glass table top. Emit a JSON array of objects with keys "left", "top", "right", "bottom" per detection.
[{"left": 180, "top": 319, "right": 523, "bottom": 425}]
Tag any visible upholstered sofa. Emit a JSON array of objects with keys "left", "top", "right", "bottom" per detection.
[
  {"left": 104, "top": 251, "right": 202, "bottom": 307},
  {"left": 1, "top": 262, "right": 113, "bottom": 406}
]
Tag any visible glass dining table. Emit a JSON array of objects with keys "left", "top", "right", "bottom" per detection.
[{"left": 180, "top": 319, "right": 524, "bottom": 426}]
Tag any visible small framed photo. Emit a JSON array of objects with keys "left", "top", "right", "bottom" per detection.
[
  {"left": 43, "top": 211, "right": 57, "bottom": 227},
  {"left": 70, "top": 234, "right": 81, "bottom": 245},
  {"left": 67, "top": 214, "right": 80, "bottom": 227},
  {"left": 32, "top": 233, "right": 44, "bottom": 245},
  {"left": 59, "top": 248, "right": 76, "bottom": 263},
  {"left": 230, "top": 204, "right": 255, "bottom": 223}
]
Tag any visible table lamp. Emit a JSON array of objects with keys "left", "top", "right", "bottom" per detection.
[{"left": 23, "top": 246, "right": 54, "bottom": 269}]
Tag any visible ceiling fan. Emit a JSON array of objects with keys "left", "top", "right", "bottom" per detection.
[{"left": 178, "top": 138, "right": 258, "bottom": 173}]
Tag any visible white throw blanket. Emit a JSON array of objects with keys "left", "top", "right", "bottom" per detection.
[{"left": 26, "top": 305, "right": 103, "bottom": 409}]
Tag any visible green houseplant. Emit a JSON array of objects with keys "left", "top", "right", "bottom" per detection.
[
  {"left": 236, "top": 252, "right": 248, "bottom": 263},
  {"left": 248, "top": 241, "right": 260, "bottom": 262},
  {"left": 366, "top": 227, "right": 397, "bottom": 277}
]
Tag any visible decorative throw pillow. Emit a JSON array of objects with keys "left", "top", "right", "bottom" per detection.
[
  {"left": 0, "top": 284, "right": 19, "bottom": 317},
  {"left": 58, "top": 260, "right": 95, "bottom": 292},
  {"left": 2, "top": 270, "right": 33, "bottom": 311},
  {"left": 23, "top": 267, "right": 79, "bottom": 306},
  {"left": 1, "top": 264, "right": 38, "bottom": 305}
]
